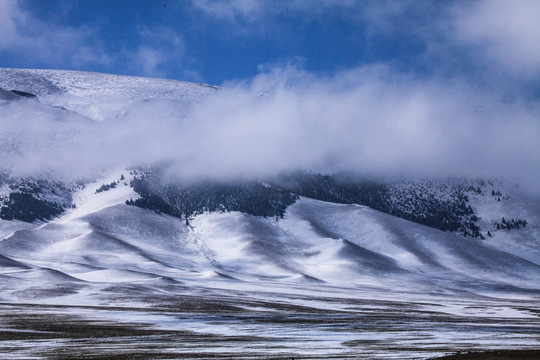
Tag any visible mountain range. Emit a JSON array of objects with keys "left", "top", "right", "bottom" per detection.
[{"left": 0, "top": 68, "right": 538, "bottom": 360}]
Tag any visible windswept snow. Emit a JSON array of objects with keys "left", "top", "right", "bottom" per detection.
[
  {"left": 0, "top": 170, "right": 538, "bottom": 359},
  {"left": 0, "top": 68, "right": 217, "bottom": 120}
]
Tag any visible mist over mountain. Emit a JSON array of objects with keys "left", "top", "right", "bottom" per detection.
[
  {"left": 0, "top": 68, "right": 538, "bottom": 193},
  {"left": 0, "top": 68, "right": 537, "bottom": 238},
  {"left": 0, "top": 68, "right": 538, "bottom": 359}
]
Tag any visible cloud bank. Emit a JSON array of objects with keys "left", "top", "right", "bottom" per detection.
[
  {"left": 159, "top": 64, "right": 540, "bottom": 186},
  {"left": 2, "top": 63, "right": 539, "bottom": 193}
]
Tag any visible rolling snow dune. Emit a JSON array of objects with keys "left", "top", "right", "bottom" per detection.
[
  {"left": 0, "top": 178, "right": 538, "bottom": 294},
  {"left": 0, "top": 254, "right": 30, "bottom": 270},
  {"left": 0, "top": 173, "right": 538, "bottom": 359},
  {"left": 282, "top": 199, "right": 540, "bottom": 286}
]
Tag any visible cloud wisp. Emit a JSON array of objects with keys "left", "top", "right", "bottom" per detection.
[
  {"left": 0, "top": 0, "right": 110, "bottom": 69},
  {"left": 453, "top": 0, "right": 540, "bottom": 79}
]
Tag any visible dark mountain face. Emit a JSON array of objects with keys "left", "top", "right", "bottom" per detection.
[
  {"left": 126, "top": 169, "right": 299, "bottom": 223},
  {"left": 122, "top": 168, "right": 501, "bottom": 238},
  {"left": 0, "top": 88, "right": 38, "bottom": 106},
  {"left": 0, "top": 89, "right": 22, "bottom": 101},
  {"left": 271, "top": 172, "right": 484, "bottom": 236},
  {"left": 0, "top": 160, "right": 524, "bottom": 242},
  {"left": 10, "top": 90, "right": 37, "bottom": 98},
  {"left": 0, "top": 88, "right": 36, "bottom": 102},
  {"left": 0, "top": 69, "right": 64, "bottom": 96},
  {"left": 0, "top": 172, "right": 73, "bottom": 222}
]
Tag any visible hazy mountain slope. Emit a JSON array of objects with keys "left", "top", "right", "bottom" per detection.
[{"left": 0, "top": 68, "right": 217, "bottom": 120}]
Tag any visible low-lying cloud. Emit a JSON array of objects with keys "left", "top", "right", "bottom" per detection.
[{"left": 2, "top": 64, "right": 539, "bottom": 192}]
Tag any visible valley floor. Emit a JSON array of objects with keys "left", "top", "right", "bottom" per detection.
[
  {"left": 0, "top": 281, "right": 538, "bottom": 360},
  {"left": 432, "top": 350, "right": 540, "bottom": 360}
]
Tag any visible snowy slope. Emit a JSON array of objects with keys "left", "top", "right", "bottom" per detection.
[
  {"left": 0, "top": 68, "right": 217, "bottom": 120},
  {"left": 0, "top": 177, "right": 538, "bottom": 359},
  {"left": 0, "top": 68, "right": 538, "bottom": 359},
  {"left": 469, "top": 185, "right": 540, "bottom": 264},
  {"left": 1, "top": 174, "right": 538, "bottom": 295}
]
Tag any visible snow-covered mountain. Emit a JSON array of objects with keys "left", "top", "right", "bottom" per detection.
[
  {"left": 0, "top": 68, "right": 538, "bottom": 360},
  {"left": 0, "top": 68, "right": 217, "bottom": 120}
]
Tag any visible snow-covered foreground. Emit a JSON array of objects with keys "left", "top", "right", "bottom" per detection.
[
  {"left": 0, "top": 288, "right": 538, "bottom": 360},
  {"left": 0, "top": 174, "right": 538, "bottom": 359}
]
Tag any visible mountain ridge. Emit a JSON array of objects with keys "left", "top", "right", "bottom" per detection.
[{"left": 0, "top": 68, "right": 218, "bottom": 120}]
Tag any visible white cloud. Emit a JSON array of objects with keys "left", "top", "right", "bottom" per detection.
[
  {"left": 453, "top": 0, "right": 540, "bottom": 78},
  {"left": 126, "top": 27, "right": 187, "bottom": 78},
  {"left": 0, "top": 0, "right": 110, "bottom": 68},
  {"left": 191, "top": 0, "right": 363, "bottom": 32},
  {"left": 193, "top": 0, "right": 263, "bottom": 22},
  {"left": 180, "top": 64, "right": 540, "bottom": 184},
  {"left": 0, "top": 1, "right": 23, "bottom": 49},
  {"left": 132, "top": 47, "right": 165, "bottom": 77}
]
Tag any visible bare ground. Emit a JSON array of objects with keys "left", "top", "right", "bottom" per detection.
[
  {"left": 0, "top": 291, "right": 538, "bottom": 360},
  {"left": 431, "top": 350, "right": 540, "bottom": 360}
]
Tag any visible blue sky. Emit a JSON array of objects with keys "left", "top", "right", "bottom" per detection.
[
  {"left": 2, "top": 0, "right": 402, "bottom": 84},
  {"left": 1, "top": 0, "right": 537, "bottom": 90}
]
